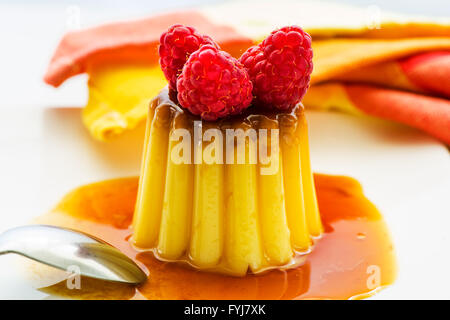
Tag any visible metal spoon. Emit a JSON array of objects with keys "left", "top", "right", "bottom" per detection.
[{"left": 0, "top": 225, "right": 147, "bottom": 285}]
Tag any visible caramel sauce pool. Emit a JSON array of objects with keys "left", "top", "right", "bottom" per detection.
[{"left": 35, "top": 174, "right": 396, "bottom": 300}]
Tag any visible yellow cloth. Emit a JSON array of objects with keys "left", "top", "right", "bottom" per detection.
[
  {"left": 83, "top": 63, "right": 167, "bottom": 140},
  {"left": 83, "top": 21, "right": 450, "bottom": 141}
]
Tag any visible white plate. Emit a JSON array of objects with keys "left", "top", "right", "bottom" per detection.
[{"left": 0, "top": 107, "right": 449, "bottom": 299}]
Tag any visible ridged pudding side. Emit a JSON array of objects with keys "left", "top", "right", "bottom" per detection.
[{"left": 132, "top": 88, "right": 322, "bottom": 276}]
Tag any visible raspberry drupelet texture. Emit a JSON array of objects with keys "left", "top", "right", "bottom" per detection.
[
  {"left": 159, "top": 24, "right": 219, "bottom": 90},
  {"left": 239, "top": 26, "right": 313, "bottom": 110},
  {"left": 177, "top": 45, "right": 253, "bottom": 121}
]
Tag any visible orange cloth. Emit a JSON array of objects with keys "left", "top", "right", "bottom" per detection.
[
  {"left": 304, "top": 50, "right": 450, "bottom": 143},
  {"left": 44, "top": 9, "right": 450, "bottom": 143}
]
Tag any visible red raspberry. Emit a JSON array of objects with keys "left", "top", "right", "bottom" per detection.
[
  {"left": 177, "top": 45, "right": 253, "bottom": 121},
  {"left": 239, "top": 26, "right": 313, "bottom": 110},
  {"left": 159, "top": 24, "right": 219, "bottom": 90}
]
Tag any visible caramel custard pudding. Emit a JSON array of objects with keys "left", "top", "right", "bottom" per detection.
[
  {"left": 34, "top": 24, "right": 396, "bottom": 299},
  {"left": 132, "top": 89, "right": 322, "bottom": 276},
  {"left": 34, "top": 91, "right": 396, "bottom": 300}
]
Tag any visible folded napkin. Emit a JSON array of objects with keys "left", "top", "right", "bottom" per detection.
[{"left": 44, "top": 0, "right": 450, "bottom": 143}]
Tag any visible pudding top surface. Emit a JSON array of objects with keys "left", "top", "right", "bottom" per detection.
[{"left": 151, "top": 87, "right": 306, "bottom": 131}]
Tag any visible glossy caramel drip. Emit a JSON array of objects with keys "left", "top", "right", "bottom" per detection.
[
  {"left": 132, "top": 88, "right": 323, "bottom": 275},
  {"left": 35, "top": 174, "right": 396, "bottom": 300}
]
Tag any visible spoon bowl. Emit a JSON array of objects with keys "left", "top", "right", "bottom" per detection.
[{"left": 0, "top": 225, "right": 147, "bottom": 285}]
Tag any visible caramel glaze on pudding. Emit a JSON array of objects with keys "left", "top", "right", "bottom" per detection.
[
  {"left": 132, "top": 88, "right": 323, "bottom": 276},
  {"left": 35, "top": 174, "right": 396, "bottom": 300}
]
